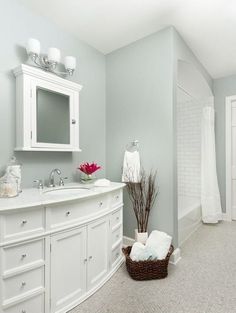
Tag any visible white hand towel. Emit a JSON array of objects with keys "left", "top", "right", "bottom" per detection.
[
  {"left": 146, "top": 230, "right": 172, "bottom": 260},
  {"left": 94, "top": 179, "right": 111, "bottom": 187},
  {"left": 122, "top": 150, "right": 140, "bottom": 183}
]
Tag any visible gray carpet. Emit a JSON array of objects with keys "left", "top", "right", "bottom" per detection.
[{"left": 69, "top": 222, "right": 236, "bottom": 313}]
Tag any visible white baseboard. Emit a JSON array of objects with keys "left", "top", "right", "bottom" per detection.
[
  {"left": 123, "top": 235, "right": 135, "bottom": 247},
  {"left": 222, "top": 213, "right": 231, "bottom": 222},
  {"left": 169, "top": 248, "right": 181, "bottom": 265},
  {"left": 122, "top": 236, "right": 181, "bottom": 265}
]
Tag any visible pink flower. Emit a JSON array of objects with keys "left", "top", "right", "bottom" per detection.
[{"left": 77, "top": 162, "right": 101, "bottom": 175}]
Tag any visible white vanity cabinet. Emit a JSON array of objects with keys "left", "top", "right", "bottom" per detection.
[
  {"left": 50, "top": 227, "right": 87, "bottom": 313},
  {"left": 87, "top": 216, "right": 109, "bottom": 291},
  {"left": 0, "top": 184, "right": 124, "bottom": 313}
]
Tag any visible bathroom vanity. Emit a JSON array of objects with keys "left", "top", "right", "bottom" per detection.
[{"left": 0, "top": 183, "right": 124, "bottom": 313}]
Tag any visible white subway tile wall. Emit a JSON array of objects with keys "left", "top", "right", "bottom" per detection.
[{"left": 177, "top": 96, "right": 214, "bottom": 198}]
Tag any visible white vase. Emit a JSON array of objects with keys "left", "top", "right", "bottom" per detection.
[{"left": 135, "top": 229, "right": 148, "bottom": 244}]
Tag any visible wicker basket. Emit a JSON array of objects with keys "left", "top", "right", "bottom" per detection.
[{"left": 122, "top": 245, "right": 174, "bottom": 280}]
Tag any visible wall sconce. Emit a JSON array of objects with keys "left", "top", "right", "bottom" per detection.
[{"left": 26, "top": 38, "right": 76, "bottom": 77}]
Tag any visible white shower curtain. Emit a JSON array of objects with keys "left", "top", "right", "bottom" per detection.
[{"left": 201, "top": 106, "right": 222, "bottom": 223}]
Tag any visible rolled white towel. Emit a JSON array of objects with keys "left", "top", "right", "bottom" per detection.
[
  {"left": 130, "top": 242, "right": 158, "bottom": 261},
  {"left": 146, "top": 230, "right": 172, "bottom": 260}
]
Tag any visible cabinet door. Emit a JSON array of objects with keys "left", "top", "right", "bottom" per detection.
[
  {"left": 30, "top": 78, "right": 79, "bottom": 151},
  {"left": 50, "top": 226, "right": 86, "bottom": 313},
  {"left": 87, "top": 217, "right": 109, "bottom": 291}
]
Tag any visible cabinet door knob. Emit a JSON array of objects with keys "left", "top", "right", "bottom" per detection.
[
  {"left": 89, "top": 256, "right": 93, "bottom": 260},
  {"left": 21, "top": 254, "right": 27, "bottom": 259},
  {"left": 116, "top": 195, "right": 119, "bottom": 199},
  {"left": 116, "top": 216, "right": 119, "bottom": 221},
  {"left": 72, "top": 119, "right": 76, "bottom": 124},
  {"left": 21, "top": 281, "right": 26, "bottom": 287},
  {"left": 22, "top": 220, "right": 27, "bottom": 225},
  {"left": 66, "top": 211, "right": 71, "bottom": 216},
  {"left": 99, "top": 202, "right": 103, "bottom": 207},
  {"left": 84, "top": 258, "right": 87, "bottom": 263}
]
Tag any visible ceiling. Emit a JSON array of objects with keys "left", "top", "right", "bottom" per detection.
[{"left": 20, "top": 0, "right": 236, "bottom": 79}]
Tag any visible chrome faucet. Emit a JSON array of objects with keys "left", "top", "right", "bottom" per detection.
[{"left": 49, "top": 168, "right": 61, "bottom": 187}]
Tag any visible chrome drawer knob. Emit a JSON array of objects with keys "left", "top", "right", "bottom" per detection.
[
  {"left": 116, "top": 195, "right": 119, "bottom": 199},
  {"left": 22, "top": 220, "right": 27, "bottom": 225},
  {"left": 66, "top": 211, "right": 71, "bottom": 216},
  {"left": 84, "top": 258, "right": 88, "bottom": 263},
  {"left": 99, "top": 202, "right": 103, "bottom": 207},
  {"left": 89, "top": 256, "right": 93, "bottom": 260},
  {"left": 21, "top": 254, "right": 27, "bottom": 259},
  {"left": 21, "top": 281, "right": 26, "bottom": 287}
]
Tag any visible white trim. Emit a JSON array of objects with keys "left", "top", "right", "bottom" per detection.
[
  {"left": 222, "top": 213, "right": 231, "bottom": 222},
  {"left": 225, "top": 96, "right": 236, "bottom": 222},
  {"left": 13, "top": 64, "right": 82, "bottom": 91},
  {"left": 169, "top": 248, "right": 181, "bottom": 265},
  {"left": 123, "top": 235, "right": 135, "bottom": 247},
  {"left": 122, "top": 236, "right": 181, "bottom": 265}
]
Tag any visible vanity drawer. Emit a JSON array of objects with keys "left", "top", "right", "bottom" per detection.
[
  {"left": 4, "top": 294, "right": 44, "bottom": 313},
  {"left": 3, "top": 267, "right": 44, "bottom": 302},
  {"left": 2, "top": 239, "right": 44, "bottom": 274},
  {"left": 111, "top": 225, "right": 122, "bottom": 247},
  {"left": 110, "top": 190, "right": 123, "bottom": 208},
  {"left": 111, "top": 209, "right": 122, "bottom": 229},
  {"left": 111, "top": 244, "right": 122, "bottom": 267},
  {"left": 2, "top": 207, "right": 44, "bottom": 241},
  {"left": 49, "top": 196, "right": 109, "bottom": 229}
]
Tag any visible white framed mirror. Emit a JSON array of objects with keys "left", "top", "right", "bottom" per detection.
[{"left": 13, "top": 64, "right": 82, "bottom": 152}]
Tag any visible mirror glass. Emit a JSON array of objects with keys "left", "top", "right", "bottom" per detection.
[{"left": 36, "top": 88, "right": 70, "bottom": 144}]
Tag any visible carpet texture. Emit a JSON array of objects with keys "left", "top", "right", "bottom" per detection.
[{"left": 69, "top": 222, "right": 236, "bottom": 313}]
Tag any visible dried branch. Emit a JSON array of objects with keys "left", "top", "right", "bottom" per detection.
[{"left": 125, "top": 169, "right": 158, "bottom": 232}]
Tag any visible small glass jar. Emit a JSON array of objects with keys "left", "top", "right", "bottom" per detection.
[{"left": 0, "top": 172, "right": 19, "bottom": 198}]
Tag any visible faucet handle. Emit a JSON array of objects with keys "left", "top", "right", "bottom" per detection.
[
  {"left": 33, "top": 179, "right": 44, "bottom": 189},
  {"left": 59, "top": 177, "right": 68, "bottom": 187}
]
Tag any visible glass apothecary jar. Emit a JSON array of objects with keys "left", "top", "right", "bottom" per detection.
[{"left": 0, "top": 171, "right": 19, "bottom": 198}]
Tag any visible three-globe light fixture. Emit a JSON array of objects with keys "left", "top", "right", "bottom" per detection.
[{"left": 26, "top": 38, "right": 76, "bottom": 77}]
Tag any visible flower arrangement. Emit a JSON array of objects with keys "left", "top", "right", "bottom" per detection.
[
  {"left": 78, "top": 162, "right": 101, "bottom": 175},
  {"left": 77, "top": 162, "right": 101, "bottom": 183}
]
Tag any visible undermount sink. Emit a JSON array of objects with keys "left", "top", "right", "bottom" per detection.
[{"left": 43, "top": 186, "right": 92, "bottom": 196}]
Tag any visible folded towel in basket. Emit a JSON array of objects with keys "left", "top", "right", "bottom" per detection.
[
  {"left": 129, "top": 242, "right": 158, "bottom": 262},
  {"left": 130, "top": 230, "right": 172, "bottom": 262},
  {"left": 146, "top": 230, "right": 172, "bottom": 260}
]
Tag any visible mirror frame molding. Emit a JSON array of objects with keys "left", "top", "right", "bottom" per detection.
[{"left": 13, "top": 64, "right": 82, "bottom": 152}]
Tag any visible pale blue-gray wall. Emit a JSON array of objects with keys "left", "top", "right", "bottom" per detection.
[
  {"left": 213, "top": 75, "right": 236, "bottom": 213},
  {"left": 106, "top": 27, "right": 176, "bottom": 244},
  {"left": 106, "top": 27, "right": 212, "bottom": 246},
  {"left": 0, "top": 0, "right": 106, "bottom": 187}
]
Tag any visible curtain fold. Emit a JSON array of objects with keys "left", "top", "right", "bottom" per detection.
[{"left": 201, "top": 106, "right": 222, "bottom": 223}]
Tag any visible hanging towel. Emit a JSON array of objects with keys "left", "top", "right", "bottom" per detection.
[
  {"left": 201, "top": 106, "right": 222, "bottom": 223},
  {"left": 122, "top": 150, "right": 140, "bottom": 183}
]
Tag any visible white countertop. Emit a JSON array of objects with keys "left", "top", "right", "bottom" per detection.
[{"left": 0, "top": 182, "right": 125, "bottom": 212}]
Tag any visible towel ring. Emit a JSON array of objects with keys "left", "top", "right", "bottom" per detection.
[{"left": 126, "top": 140, "right": 139, "bottom": 152}]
